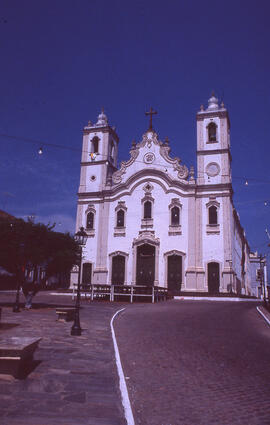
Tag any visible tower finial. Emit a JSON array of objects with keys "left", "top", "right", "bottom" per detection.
[
  {"left": 207, "top": 92, "right": 219, "bottom": 110},
  {"left": 96, "top": 108, "right": 108, "bottom": 127}
]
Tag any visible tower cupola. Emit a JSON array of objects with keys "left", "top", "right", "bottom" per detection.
[
  {"left": 96, "top": 108, "right": 108, "bottom": 127},
  {"left": 207, "top": 92, "right": 219, "bottom": 110}
]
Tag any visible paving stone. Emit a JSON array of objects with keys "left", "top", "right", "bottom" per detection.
[
  {"left": 2, "top": 292, "right": 268, "bottom": 425},
  {"left": 115, "top": 300, "right": 270, "bottom": 425},
  {"left": 0, "top": 292, "right": 126, "bottom": 425}
]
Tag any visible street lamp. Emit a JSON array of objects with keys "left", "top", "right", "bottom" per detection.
[{"left": 71, "top": 227, "right": 87, "bottom": 336}]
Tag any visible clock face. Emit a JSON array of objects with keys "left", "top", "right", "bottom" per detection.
[{"left": 206, "top": 162, "right": 220, "bottom": 177}]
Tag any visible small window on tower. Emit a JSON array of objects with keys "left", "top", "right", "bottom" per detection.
[
  {"left": 86, "top": 212, "right": 94, "bottom": 229},
  {"left": 110, "top": 142, "right": 115, "bottom": 160},
  {"left": 208, "top": 123, "right": 217, "bottom": 142},
  {"left": 116, "top": 209, "right": 125, "bottom": 228},
  {"left": 171, "top": 206, "right": 180, "bottom": 226},
  {"left": 209, "top": 206, "right": 218, "bottom": 225},
  {"left": 92, "top": 137, "right": 99, "bottom": 154}
]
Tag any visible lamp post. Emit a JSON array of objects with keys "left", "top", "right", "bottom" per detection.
[{"left": 71, "top": 227, "right": 87, "bottom": 336}]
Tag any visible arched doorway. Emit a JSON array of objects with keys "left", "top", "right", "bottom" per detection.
[
  {"left": 167, "top": 255, "right": 182, "bottom": 293},
  {"left": 82, "top": 263, "right": 92, "bottom": 285},
  {"left": 208, "top": 262, "right": 220, "bottom": 294},
  {"left": 136, "top": 244, "right": 155, "bottom": 286},
  {"left": 111, "top": 255, "right": 125, "bottom": 285}
]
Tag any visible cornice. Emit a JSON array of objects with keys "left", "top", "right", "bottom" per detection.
[
  {"left": 83, "top": 125, "right": 119, "bottom": 142},
  {"left": 197, "top": 149, "right": 232, "bottom": 163},
  {"left": 77, "top": 180, "right": 197, "bottom": 203},
  {"left": 80, "top": 160, "right": 117, "bottom": 171},
  {"left": 77, "top": 178, "right": 233, "bottom": 201},
  {"left": 195, "top": 183, "right": 233, "bottom": 194},
  {"left": 196, "top": 110, "right": 229, "bottom": 121},
  {"left": 197, "top": 148, "right": 230, "bottom": 156}
]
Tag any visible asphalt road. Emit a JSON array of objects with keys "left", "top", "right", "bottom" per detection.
[{"left": 115, "top": 300, "right": 270, "bottom": 425}]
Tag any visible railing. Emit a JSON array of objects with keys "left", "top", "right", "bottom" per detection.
[{"left": 72, "top": 284, "right": 168, "bottom": 303}]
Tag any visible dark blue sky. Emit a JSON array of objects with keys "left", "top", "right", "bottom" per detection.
[{"left": 1, "top": 0, "right": 270, "bottom": 256}]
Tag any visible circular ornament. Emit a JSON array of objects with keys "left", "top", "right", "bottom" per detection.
[
  {"left": 143, "top": 152, "right": 155, "bottom": 164},
  {"left": 206, "top": 162, "right": 220, "bottom": 177},
  {"left": 90, "top": 175, "right": 96, "bottom": 181}
]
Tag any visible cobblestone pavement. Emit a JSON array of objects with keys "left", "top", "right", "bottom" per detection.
[
  {"left": 0, "top": 292, "right": 126, "bottom": 425},
  {"left": 115, "top": 300, "right": 270, "bottom": 425}
]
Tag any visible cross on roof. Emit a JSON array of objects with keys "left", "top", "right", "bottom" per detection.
[{"left": 145, "top": 107, "right": 157, "bottom": 130}]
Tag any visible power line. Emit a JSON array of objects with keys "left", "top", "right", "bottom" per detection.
[
  {"left": 2, "top": 132, "right": 270, "bottom": 187},
  {"left": 0, "top": 133, "right": 80, "bottom": 152}
]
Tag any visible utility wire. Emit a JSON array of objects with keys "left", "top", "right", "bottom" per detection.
[{"left": 2, "top": 133, "right": 270, "bottom": 186}]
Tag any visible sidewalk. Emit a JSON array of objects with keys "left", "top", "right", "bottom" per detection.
[{"left": 0, "top": 291, "right": 127, "bottom": 425}]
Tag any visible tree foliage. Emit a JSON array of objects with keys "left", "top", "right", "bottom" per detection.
[{"left": 0, "top": 217, "right": 80, "bottom": 281}]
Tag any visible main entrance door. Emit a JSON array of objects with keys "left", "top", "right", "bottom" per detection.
[
  {"left": 167, "top": 255, "right": 182, "bottom": 293},
  {"left": 112, "top": 255, "right": 125, "bottom": 285},
  {"left": 208, "top": 262, "right": 220, "bottom": 294},
  {"left": 136, "top": 244, "right": 155, "bottom": 286}
]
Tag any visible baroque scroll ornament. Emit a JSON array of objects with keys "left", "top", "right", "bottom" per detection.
[{"left": 112, "top": 148, "right": 139, "bottom": 184}]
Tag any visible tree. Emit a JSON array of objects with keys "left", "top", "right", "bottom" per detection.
[{"left": 0, "top": 217, "right": 80, "bottom": 290}]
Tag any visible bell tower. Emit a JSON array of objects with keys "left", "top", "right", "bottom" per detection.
[
  {"left": 196, "top": 93, "right": 231, "bottom": 187},
  {"left": 78, "top": 109, "right": 119, "bottom": 194}
]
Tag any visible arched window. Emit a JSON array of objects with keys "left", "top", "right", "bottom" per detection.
[
  {"left": 208, "top": 122, "right": 217, "bottom": 142},
  {"left": 92, "top": 136, "right": 99, "bottom": 153},
  {"left": 171, "top": 206, "right": 180, "bottom": 226},
  {"left": 209, "top": 205, "right": 217, "bottom": 225},
  {"left": 110, "top": 142, "right": 115, "bottom": 159},
  {"left": 144, "top": 201, "right": 152, "bottom": 219},
  {"left": 86, "top": 212, "right": 94, "bottom": 229},
  {"left": 116, "top": 209, "right": 125, "bottom": 227}
]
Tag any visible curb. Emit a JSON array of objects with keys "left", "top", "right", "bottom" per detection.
[
  {"left": 256, "top": 306, "right": 270, "bottom": 326},
  {"left": 174, "top": 296, "right": 261, "bottom": 302},
  {"left": 110, "top": 308, "right": 135, "bottom": 425}
]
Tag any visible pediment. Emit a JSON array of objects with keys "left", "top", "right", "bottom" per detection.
[
  {"left": 133, "top": 231, "right": 160, "bottom": 247},
  {"left": 112, "top": 130, "right": 189, "bottom": 185}
]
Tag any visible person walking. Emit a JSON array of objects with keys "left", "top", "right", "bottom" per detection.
[{"left": 22, "top": 269, "right": 42, "bottom": 309}]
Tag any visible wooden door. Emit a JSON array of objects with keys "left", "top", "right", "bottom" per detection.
[
  {"left": 208, "top": 262, "right": 220, "bottom": 294},
  {"left": 112, "top": 255, "right": 125, "bottom": 285},
  {"left": 167, "top": 255, "right": 182, "bottom": 292},
  {"left": 82, "top": 263, "right": 92, "bottom": 285},
  {"left": 136, "top": 244, "right": 155, "bottom": 286}
]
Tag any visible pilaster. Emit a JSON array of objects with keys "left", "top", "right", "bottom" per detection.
[
  {"left": 222, "top": 196, "right": 233, "bottom": 292},
  {"left": 93, "top": 200, "right": 110, "bottom": 284},
  {"left": 185, "top": 196, "right": 196, "bottom": 290}
]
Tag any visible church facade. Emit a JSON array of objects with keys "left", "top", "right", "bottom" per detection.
[{"left": 71, "top": 94, "right": 252, "bottom": 295}]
